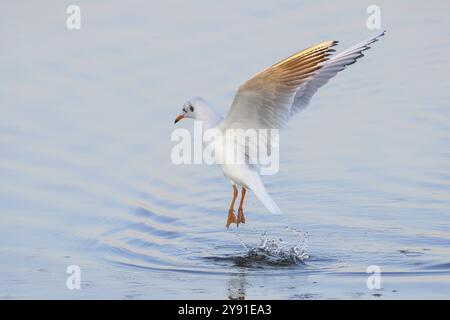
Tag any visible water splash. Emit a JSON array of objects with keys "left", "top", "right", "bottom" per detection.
[{"left": 233, "top": 228, "right": 309, "bottom": 267}]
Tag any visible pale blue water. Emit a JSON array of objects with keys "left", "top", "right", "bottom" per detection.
[{"left": 1, "top": 1, "right": 450, "bottom": 299}]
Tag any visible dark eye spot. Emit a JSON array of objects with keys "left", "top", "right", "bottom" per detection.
[{"left": 190, "top": 106, "right": 194, "bottom": 112}]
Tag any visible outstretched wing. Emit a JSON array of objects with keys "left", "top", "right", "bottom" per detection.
[
  {"left": 218, "top": 31, "right": 385, "bottom": 166},
  {"left": 220, "top": 30, "right": 386, "bottom": 131}
]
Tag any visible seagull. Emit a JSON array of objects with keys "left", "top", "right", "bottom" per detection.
[{"left": 174, "top": 30, "right": 385, "bottom": 228}]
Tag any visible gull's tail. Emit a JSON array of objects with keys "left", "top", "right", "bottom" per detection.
[{"left": 252, "top": 182, "right": 281, "bottom": 214}]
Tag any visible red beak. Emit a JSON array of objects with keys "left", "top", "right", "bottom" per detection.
[{"left": 174, "top": 114, "right": 185, "bottom": 124}]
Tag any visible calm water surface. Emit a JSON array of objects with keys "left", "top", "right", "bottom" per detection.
[{"left": 1, "top": 1, "right": 450, "bottom": 299}]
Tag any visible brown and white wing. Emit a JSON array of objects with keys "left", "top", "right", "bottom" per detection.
[
  {"left": 220, "top": 31, "right": 386, "bottom": 131},
  {"left": 218, "top": 31, "right": 385, "bottom": 161}
]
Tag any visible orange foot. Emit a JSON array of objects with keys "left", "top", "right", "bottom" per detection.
[
  {"left": 226, "top": 209, "right": 237, "bottom": 228},
  {"left": 237, "top": 208, "right": 246, "bottom": 226}
]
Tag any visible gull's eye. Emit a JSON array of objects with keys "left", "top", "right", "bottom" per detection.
[{"left": 190, "top": 106, "right": 194, "bottom": 112}]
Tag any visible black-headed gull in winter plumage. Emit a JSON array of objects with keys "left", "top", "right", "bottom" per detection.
[{"left": 175, "top": 30, "right": 385, "bottom": 228}]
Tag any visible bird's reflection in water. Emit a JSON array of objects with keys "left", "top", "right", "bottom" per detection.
[{"left": 227, "top": 270, "right": 248, "bottom": 300}]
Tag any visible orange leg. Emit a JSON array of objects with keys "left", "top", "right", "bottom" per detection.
[
  {"left": 237, "top": 187, "right": 246, "bottom": 226},
  {"left": 226, "top": 185, "right": 238, "bottom": 228}
]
